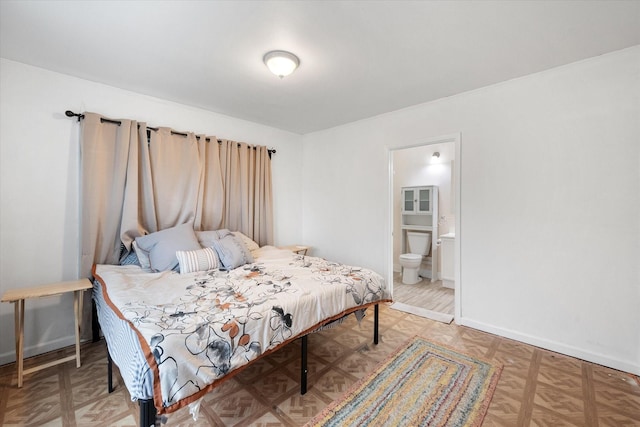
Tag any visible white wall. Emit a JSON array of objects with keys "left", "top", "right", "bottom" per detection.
[
  {"left": 302, "top": 47, "right": 640, "bottom": 374},
  {"left": 0, "top": 59, "right": 303, "bottom": 364},
  {"left": 2, "top": 47, "right": 639, "bottom": 374}
]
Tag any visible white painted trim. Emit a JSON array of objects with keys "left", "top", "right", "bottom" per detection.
[
  {"left": 0, "top": 335, "right": 79, "bottom": 366},
  {"left": 386, "top": 146, "right": 395, "bottom": 299},
  {"left": 391, "top": 302, "right": 454, "bottom": 324},
  {"left": 460, "top": 317, "right": 640, "bottom": 375},
  {"left": 387, "top": 133, "right": 462, "bottom": 322},
  {"left": 453, "top": 133, "right": 462, "bottom": 323}
]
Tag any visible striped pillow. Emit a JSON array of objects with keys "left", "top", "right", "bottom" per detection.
[{"left": 176, "top": 247, "right": 219, "bottom": 274}]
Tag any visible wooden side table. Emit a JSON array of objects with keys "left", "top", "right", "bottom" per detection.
[
  {"left": 280, "top": 245, "right": 310, "bottom": 256},
  {"left": 1, "top": 278, "right": 93, "bottom": 387}
]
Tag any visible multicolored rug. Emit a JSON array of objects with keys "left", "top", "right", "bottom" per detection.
[{"left": 306, "top": 336, "right": 502, "bottom": 427}]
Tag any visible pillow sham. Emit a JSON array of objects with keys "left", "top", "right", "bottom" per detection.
[
  {"left": 135, "top": 222, "right": 201, "bottom": 272},
  {"left": 176, "top": 247, "right": 219, "bottom": 274},
  {"left": 211, "top": 233, "right": 255, "bottom": 269},
  {"left": 232, "top": 231, "right": 260, "bottom": 252}
]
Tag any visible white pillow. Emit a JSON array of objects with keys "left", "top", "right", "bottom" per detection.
[
  {"left": 232, "top": 231, "right": 260, "bottom": 251},
  {"left": 176, "top": 247, "right": 219, "bottom": 274}
]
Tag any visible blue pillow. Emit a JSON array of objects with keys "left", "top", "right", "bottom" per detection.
[
  {"left": 120, "top": 249, "right": 140, "bottom": 266},
  {"left": 211, "top": 233, "right": 254, "bottom": 269},
  {"left": 195, "top": 229, "right": 232, "bottom": 247},
  {"left": 135, "top": 222, "right": 201, "bottom": 272}
]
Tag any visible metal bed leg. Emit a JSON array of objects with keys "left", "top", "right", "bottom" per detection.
[
  {"left": 374, "top": 303, "right": 379, "bottom": 345},
  {"left": 92, "top": 299, "right": 100, "bottom": 342},
  {"left": 139, "top": 399, "right": 157, "bottom": 427},
  {"left": 301, "top": 335, "right": 308, "bottom": 395},
  {"left": 107, "top": 352, "right": 114, "bottom": 393}
]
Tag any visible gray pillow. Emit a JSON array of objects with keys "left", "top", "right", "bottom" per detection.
[
  {"left": 211, "top": 233, "right": 254, "bottom": 269},
  {"left": 195, "top": 229, "right": 232, "bottom": 248},
  {"left": 135, "top": 222, "right": 201, "bottom": 272},
  {"left": 132, "top": 241, "right": 150, "bottom": 269}
]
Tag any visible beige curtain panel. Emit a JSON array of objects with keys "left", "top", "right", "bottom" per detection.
[
  {"left": 219, "top": 139, "right": 274, "bottom": 246},
  {"left": 80, "top": 114, "right": 138, "bottom": 277},
  {"left": 80, "top": 112, "right": 274, "bottom": 280},
  {"left": 196, "top": 134, "right": 224, "bottom": 231}
]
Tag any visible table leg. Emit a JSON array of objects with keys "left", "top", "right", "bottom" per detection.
[
  {"left": 74, "top": 290, "right": 82, "bottom": 368},
  {"left": 14, "top": 299, "right": 24, "bottom": 388}
]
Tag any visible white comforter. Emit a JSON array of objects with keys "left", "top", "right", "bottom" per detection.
[{"left": 94, "top": 246, "right": 388, "bottom": 412}]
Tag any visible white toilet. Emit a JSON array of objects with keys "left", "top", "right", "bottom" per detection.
[{"left": 399, "top": 231, "right": 432, "bottom": 284}]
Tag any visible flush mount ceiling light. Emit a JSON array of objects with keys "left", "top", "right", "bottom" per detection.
[{"left": 263, "top": 50, "right": 300, "bottom": 78}]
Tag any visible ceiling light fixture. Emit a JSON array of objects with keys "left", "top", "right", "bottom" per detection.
[
  {"left": 432, "top": 152, "right": 440, "bottom": 158},
  {"left": 263, "top": 50, "right": 300, "bottom": 78}
]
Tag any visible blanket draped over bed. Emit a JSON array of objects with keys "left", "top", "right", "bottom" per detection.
[{"left": 93, "top": 247, "right": 390, "bottom": 414}]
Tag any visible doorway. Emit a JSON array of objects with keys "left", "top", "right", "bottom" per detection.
[{"left": 388, "top": 134, "right": 461, "bottom": 323}]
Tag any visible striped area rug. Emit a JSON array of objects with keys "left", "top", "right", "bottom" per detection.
[{"left": 306, "top": 336, "right": 502, "bottom": 427}]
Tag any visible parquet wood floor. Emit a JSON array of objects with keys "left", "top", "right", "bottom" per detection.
[
  {"left": 392, "top": 272, "right": 455, "bottom": 315},
  {"left": 1, "top": 303, "right": 638, "bottom": 426}
]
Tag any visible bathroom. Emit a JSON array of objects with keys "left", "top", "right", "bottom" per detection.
[{"left": 392, "top": 141, "right": 456, "bottom": 321}]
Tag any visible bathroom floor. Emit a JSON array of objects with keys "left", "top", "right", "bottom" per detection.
[{"left": 392, "top": 272, "right": 454, "bottom": 315}]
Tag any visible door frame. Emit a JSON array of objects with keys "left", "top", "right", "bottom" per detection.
[{"left": 387, "top": 133, "right": 462, "bottom": 322}]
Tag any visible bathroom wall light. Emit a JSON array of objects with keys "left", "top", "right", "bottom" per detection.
[
  {"left": 430, "top": 151, "right": 442, "bottom": 165},
  {"left": 263, "top": 50, "right": 300, "bottom": 78}
]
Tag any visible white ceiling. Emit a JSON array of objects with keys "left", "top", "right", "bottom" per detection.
[{"left": 1, "top": 1, "right": 639, "bottom": 134}]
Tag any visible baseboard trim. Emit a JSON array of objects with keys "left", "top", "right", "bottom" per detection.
[
  {"left": 460, "top": 317, "right": 640, "bottom": 375},
  {"left": 0, "top": 335, "right": 77, "bottom": 366},
  {"left": 390, "top": 302, "right": 453, "bottom": 324}
]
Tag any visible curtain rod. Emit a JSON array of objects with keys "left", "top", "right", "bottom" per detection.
[{"left": 65, "top": 110, "right": 276, "bottom": 156}]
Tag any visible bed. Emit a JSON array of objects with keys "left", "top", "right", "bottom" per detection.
[{"left": 92, "top": 233, "right": 390, "bottom": 427}]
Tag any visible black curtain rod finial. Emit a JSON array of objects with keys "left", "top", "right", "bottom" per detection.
[{"left": 65, "top": 110, "right": 84, "bottom": 122}]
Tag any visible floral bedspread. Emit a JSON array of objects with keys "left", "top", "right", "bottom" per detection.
[{"left": 93, "top": 247, "right": 389, "bottom": 412}]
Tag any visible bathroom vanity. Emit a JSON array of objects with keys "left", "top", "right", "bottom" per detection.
[
  {"left": 440, "top": 232, "right": 455, "bottom": 289},
  {"left": 400, "top": 185, "right": 438, "bottom": 282}
]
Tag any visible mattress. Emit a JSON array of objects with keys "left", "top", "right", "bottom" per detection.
[
  {"left": 93, "top": 246, "right": 389, "bottom": 414},
  {"left": 93, "top": 278, "right": 154, "bottom": 400}
]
